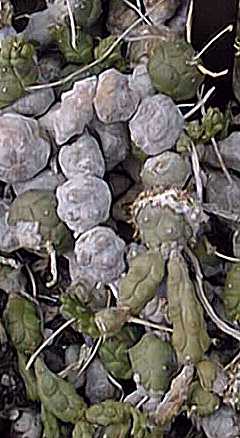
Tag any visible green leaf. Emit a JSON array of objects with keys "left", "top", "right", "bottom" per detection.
[
  {"left": 167, "top": 252, "right": 210, "bottom": 364},
  {"left": 4, "top": 294, "right": 42, "bottom": 355},
  {"left": 118, "top": 251, "right": 164, "bottom": 315},
  {"left": 129, "top": 333, "right": 177, "bottom": 394},
  {"left": 35, "top": 358, "right": 86, "bottom": 424},
  {"left": 41, "top": 405, "right": 60, "bottom": 438}
]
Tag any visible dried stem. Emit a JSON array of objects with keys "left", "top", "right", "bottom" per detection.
[
  {"left": 25, "top": 317, "right": 76, "bottom": 370},
  {"left": 66, "top": 0, "right": 77, "bottom": 50},
  {"left": 185, "top": 247, "right": 240, "bottom": 342},
  {"left": 122, "top": 0, "right": 152, "bottom": 26},
  {"left": 129, "top": 316, "right": 173, "bottom": 333}
]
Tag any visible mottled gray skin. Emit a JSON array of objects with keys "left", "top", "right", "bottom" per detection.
[
  {"left": 206, "top": 171, "right": 240, "bottom": 214},
  {"left": 74, "top": 226, "right": 126, "bottom": 283},
  {"left": 94, "top": 69, "right": 141, "bottom": 123},
  {"left": 141, "top": 151, "right": 191, "bottom": 188},
  {"left": 129, "top": 94, "right": 184, "bottom": 156},
  {"left": 0, "top": 114, "right": 51, "bottom": 183},
  {"left": 58, "top": 131, "right": 105, "bottom": 179},
  {"left": 56, "top": 175, "right": 112, "bottom": 235}
]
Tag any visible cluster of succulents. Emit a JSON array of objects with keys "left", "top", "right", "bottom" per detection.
[{"left": 0, "top": 1, "right": 240, "bottom": 437}]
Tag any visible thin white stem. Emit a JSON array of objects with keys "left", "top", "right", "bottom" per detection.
[
  {"left": 136, "top": 395, "right": 149, "bottom": 409},
  {"left": 224, "top": 350, "right": 240, "bottom": 371},
  {"left": 25, "top": 264, "right": 37, "bottom": 298},
  {"left": 197, "top": 65, "right": 229, "bottom": 78},
  {"left": 129, "top": 316, "right": 173, "bottom": 333},
  {"left": 77, "top": 336, "right": 103, "bottom": 377},
  {"left": 190, "top": 140, "right": 203, "bottom": 203},
  {"left": 25, "top": 16, "right": 145, "bottom": 91},
  {"left": 66, "top": 0, "right": 77, "bottom": 50},
  {"left": 107, "top": 282, "right": 119, "bottom": 299},
  {"left": 107, "top": 373, "right": 124, "bottom": 400},
  {"left": 185, "top": 247, "right": 240, "bottom": 342},
  {"left": 193, "top": 24, "right": 233, "bottom": 60},
  {"left": 211, "top": 137, "right": 232, "bottom": 185},
  {"left": 186, "top": 0, "right": 193, "bottom": 44},
  {"left": 183, "top": 86, "right": 215, "bottom": 120},
  {"left": 46, "top": 242, "right": 58, "bottom": 288},
  {"left": 214, "top": 251, "right": 240, "bottom": 263},
  {"left": 122, "top": 0, "right": 152, "bottom": 26},
  {"left": 25, "top": 317, "right": 76, "bottom": 370},
  {"left": 0, "top": 255, "right": 20, "bottom": 269}
]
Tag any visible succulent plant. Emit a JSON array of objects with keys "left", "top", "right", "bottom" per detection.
[
  {"left": 1, "top": 87, "right": 55, "bottom": 117},
  {"left": 4, "top": 294, "right": 42, "bottom": 355},
  {"left": 148, "top": 38, "right": 204, "bottom": 101},
  {"left": 8, "top": 189, "right": 73, "bottom": 254},
  {"left": 61, "top": 292, "right": 100, "bottom": 338},
  {"left": 188, "top": 381, "right": 220, "bottom": 416},
  {"left": 13, "top": 170, "right": 65, "bottom": 196},
  {"left": 129, "top": 333, "right": 177, "bottom": 395},
  {"left": 40, "top": 76, "right": 97, "bottom": 145},
  {"left": 56, "top": 175, "right": 112, "bottom": 235},
  {"left": 201, "top": 406, "right": 240, "bottom": 438},
  {"left": 41, "top": 405, "right": 60, "bottom": 438},
  {"left": 223, "top": 264, "right": 240, "bottom": 322},
  {"left": 129, "top": 94, "right": 184, "bottom": 156},
  {"left": 74, "top": 226, "right": 126, "bottom": 283},
  {"left": 91, "top": 117, "right": 130, "bottom": 170},
  {"left": 0, "top": 36, "right": 39, "bottom": 108},
  {"left": 95, "top": 307, "right": 130, "bottom": 337},
  {"left": 206, "top": 171, "right": 240, "bottom": 214},
  {"left": 50, "top": 23, "right": 93, "bottom": 64},
  {"left": 0, "top": 114, "right": 51, "bottom": 183},
  {"left": 72, "top": 420, "right": 94, "bottom": 438},
  {"left": 196, "top": 360, "right": 218, "bottom": 392},
  {"left": 94, "top": 68, "right": 140, "bottom": 123},
  {"left": 141, "top": 151, "right": 191, "bottom": 188},
  {"left": 202, "top": 132, "right": 240, "bottom": 173},
  {"left": 144, "top": 0, "right": 180, "bottom": 28},
  {"left": 131, "top": 188, "right": 198, "bottom": 251},
  {"left": 35, "top": 358, "right": 86, "bottom": 424},
  {"left": 94, "top": 36, "right": 126, "bottom": 71},
  {"left": 99, "top": 327, "right": 138, "bottom": 380},
  {"left": 17, "top": 352, "right": 39, "bottom": 402},
  {"left": 167, "top": 251, "right": 210, "bottom": 363},
  {"left": 58, "top": 131, "right": 105, "bottom": 179},
  {"left": 118, "top": 251, "right": 165, "bottom": 315}
]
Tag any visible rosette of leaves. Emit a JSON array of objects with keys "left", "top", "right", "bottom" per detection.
[
  {"left": 141, "top": 151, "right": 191, "bottom": 189},
  {"left": 129, "top": 94, "right": 184, "bottom": 156},
  {"left": 148, "top": 38, "right": 204, "bottom": 101},
  {"left": 0, "top": 114, "right": 51, "bottom": 183},
  {"left": 94, "top": 36, "right": 126, "bottom": 71},
  {"left": 118, "top": 251, "right": 165, "bottom": 315},
  {"left": 185, "top": 107, "right": 229, "bottom": 144},
  {"left": 7, "top": 189, "right": 73, "bottom": 255},
  {"left": 188, "top": 381, "right": 220, "bottom": 416},
  {"left": 167, "top": 251, "right": 210, "bottom": 364},
  {"left": 50, "top": 23, "right": 93, "bottom": 64},
  {"left": 4, "top": 294, "right": 42, "bottom": 355},
  {"left": 223, "top": 264, "right": 240, "bottom": 322},
  {"left": 129, "top": 333, "right": 177, "bottom": 395},
  {"left": 0, "top": 36, "right": 39, "bottom": 108},
  {"left": 61, "top": 292, "right": 100, "bottom": 338},
  {"left": 35, "top": 358, "right": 86, "bottom": 424},
  {"left": 99, "top": 326, "right": 139, "bottom": 380},
  {"left": 86, "top": 400, "right": 150, "bottom": 436}
]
